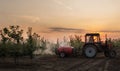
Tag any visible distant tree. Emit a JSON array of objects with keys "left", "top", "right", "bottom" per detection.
[
  {"left": 26, "top": 27, "right": 34, "bottom": 58},
  {"left": 52, "top": 38, "right": 60, "bottom": 54},
  {"left": 26, "top": 27, "right": 47, "bottom": 58},
  {"left": 0, "top": 25, "right": 24, "bottom": 64},
  {"left": 0, "top": 29, "right": 9, "bottom": 57},
  {"left": 56, "top": 38, "right": 60, "bottom": 47},
  {"left": 0, "top": 28, "right": 9, "bottom": 44},
  {"left": 112, "top": 38, "right": 120, "bottom": 47},
  {"left": 0, "top": 25, "right": 48, "bottom": 64},
  {"left": 69, "top": 35, "right": 83, "bottom": 49},
  {"left": 8, "top": 25, "right": 23, "bottom": 44},
  {"left": 40, "top": 37, "right": 47, "bottom": 49}
]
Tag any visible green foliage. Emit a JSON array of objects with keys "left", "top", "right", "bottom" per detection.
[
  {"left": 69, "top": 35, "right": 83, "bottom": 49},
  {"left": 112, "top": 39, "right": 120, "bottom": 47},
  {"left": 8, "top": 25, "right": 23, "bottom": 43},
  {"left": 50, "top": 43, "right": 58, "bottom": 54},
  {"left": 0, "top": 25, "right": 47, "bottom": 64},
  {"left": 26, "top": 27, "right": 46, "bottom": 56}
]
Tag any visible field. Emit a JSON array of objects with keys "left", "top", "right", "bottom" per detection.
[{"left": 0, "top": 47, "right": 119, "bottom": 71}]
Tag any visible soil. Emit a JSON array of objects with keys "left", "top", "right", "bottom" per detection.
[{"left": 0, "top": 48, "right": 120, "bottom": 71}]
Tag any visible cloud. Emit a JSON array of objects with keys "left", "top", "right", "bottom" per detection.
[
  {"left": 100, "top": 30, "right": 120, "bottom": 32},
  {"left": 48, "top": 27, "right": 86, "bottom": 33},
  {"left": 18, "top": 15, "right": 41, "bottom": 23},
  {"left": 53, "top": 0, "right": 73, "bottom": 10}
]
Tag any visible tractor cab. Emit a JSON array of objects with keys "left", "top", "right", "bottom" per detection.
[
  {"left": 84, "top": 33, "right": 103, "bottom": 52},
  {"left": 85, "top": 33, "right": 101, "bottom": 44}
]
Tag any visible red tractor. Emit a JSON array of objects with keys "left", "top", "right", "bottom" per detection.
[
  {"left": 82, "top": 33, "right": 116, "bottom": 58},
  {"left": 55, "top": 33, "right": 116, "bottom": 58}
]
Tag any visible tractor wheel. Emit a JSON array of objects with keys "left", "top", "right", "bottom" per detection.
[
  {"left": 83, "top": 45, "right": 97, "bottom": 58},
  {"left": 59, "top": 52, "right": 66, "bottom": 58},
  {"left": 108, "top": 50, "right": 116, "bottom": 58}
]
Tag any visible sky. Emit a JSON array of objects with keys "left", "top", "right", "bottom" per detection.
[{"left": 0, "top": 0, "right": 120, "bottom": 42}]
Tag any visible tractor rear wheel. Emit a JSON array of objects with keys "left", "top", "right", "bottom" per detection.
[
  {"left": 108, "top": 50, "right": 116, "bottom": 58},
  {"left": 83, "top": 45, "right": 97, "bottom": 58}
]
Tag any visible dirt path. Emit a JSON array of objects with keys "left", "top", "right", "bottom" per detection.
[
  {"left": 35, "top": 55, "right": 112, "bottom": 71},
  {"left": 0, "top": 47, "right": 120, "bottom": 71},
  {"left": 34, "top": 47, "right": 120, "bottom": 71}
]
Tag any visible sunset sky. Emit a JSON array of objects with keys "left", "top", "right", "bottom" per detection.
[{"left": 0, "top": 0, "right": 120, "bottom": 42}]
